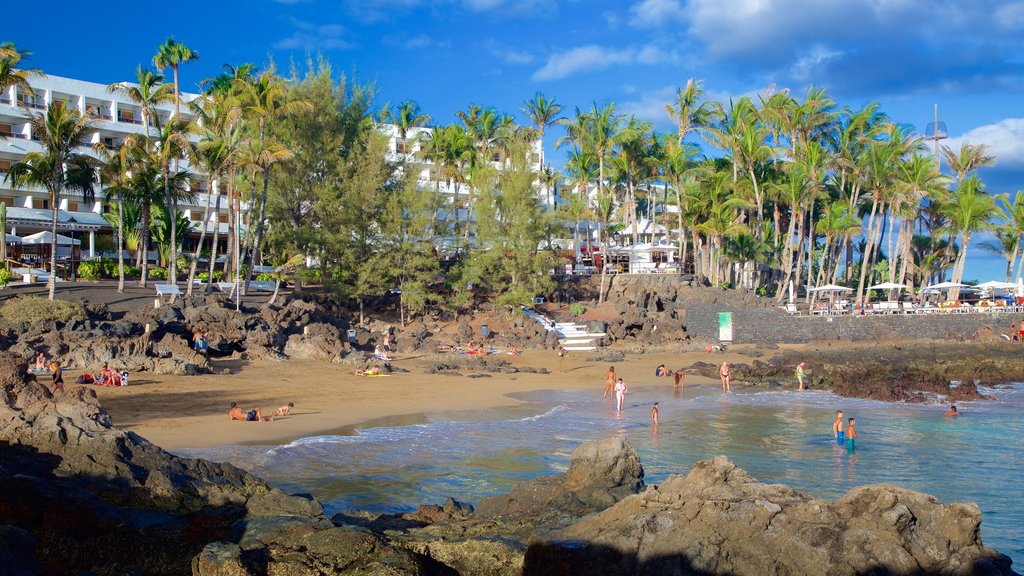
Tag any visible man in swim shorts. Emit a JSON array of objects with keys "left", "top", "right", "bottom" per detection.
[
  {"left": 846, "top": 417, "right": 857, "bottom": 452},
  {"left": 796, "top": 362, "right": 807, "bottom": 391},
  {"left": 229, "top": 402, "right": 270, "bottom": 422},
  {"left": 833, "top": 410, "right": 845, "bottom": 444}
]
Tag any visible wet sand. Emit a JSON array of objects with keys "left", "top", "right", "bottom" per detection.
[{"left": 86, "top": 346, "right": 769, "bottom": 451}]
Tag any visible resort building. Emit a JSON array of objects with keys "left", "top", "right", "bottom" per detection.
[{"left": 0, "top": 74, "right": 227, "bottom": 262}]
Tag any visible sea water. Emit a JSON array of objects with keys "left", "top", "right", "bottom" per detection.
[{"left": 181, "top": 383, "right": 1024, "bottom": 567}]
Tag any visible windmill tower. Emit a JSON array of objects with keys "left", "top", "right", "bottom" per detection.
[{"left": 924, "top": 104, "right": 948, "bottom": 172}]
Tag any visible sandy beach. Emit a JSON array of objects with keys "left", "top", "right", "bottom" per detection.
[{"left": 85, "top": 347, "right": 763, "bottom": 451}]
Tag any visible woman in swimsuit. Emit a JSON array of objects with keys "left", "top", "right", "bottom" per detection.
[{"left": 614, "top": 378, "right": 628, "bottom": 412}]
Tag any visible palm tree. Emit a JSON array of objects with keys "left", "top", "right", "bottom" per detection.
[
  {"left": 522, "top": 93, "right": 562, "bottom": 169},
  {"left": 238, "top": 69, "right": 311, "bottom": 289},
  {"left": 386, "top": 99, "right": 432, "bottom": 141},
  {"left": 107, "top": 66, "right": 174, "bottom": 139},
  {"left": 152, "top": 37, "right": 200, "bottom": 118},
  {"left": 941, "top": 142, "right": 995, "bottom": 187},
  {"left": 94, "top": 143, "right": 137, "bottom": 291},
  {"left": 0, "top": 43, "right": 44, "bottom": 133},
  {"left": 664, "top": 78, "right": 715, "bottom": 146},
  {"left": 4, "top": 102, "right": 96, "bottom": 299},
  {"left": 149, "top": 117, "right": 197, "bottom": 282},
  {"left": 941, "top": 175, "right": 1002, "bottom": 300}
]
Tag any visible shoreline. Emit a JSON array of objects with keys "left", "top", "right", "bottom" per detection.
[{"left": 90, "top": 348, "right": 748, "bottom": 451}]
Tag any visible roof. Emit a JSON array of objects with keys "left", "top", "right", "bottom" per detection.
[{"left": 5, "top": 207, "right": 109, "bottom": 230}]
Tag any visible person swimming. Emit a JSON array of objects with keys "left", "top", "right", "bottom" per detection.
[
  {"left": 944, "top": 405, "right": 959, "bottom": 417},
  {"left": 833, "top": 410, "right": 845, "bottom": 444}
]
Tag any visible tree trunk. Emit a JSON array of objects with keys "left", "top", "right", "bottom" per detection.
[
  {"left": 855, "top": 198, "right": 881, "bottom": 305},
  {"left": 47, "top": 185, "right": 60, "bottom": 301},
  {"left": 165, "top": 168, "right": 177, "bottom": 284},
  {"left": 187, "top": 180, "right": 215, "bottom": 296},
  {"left": 205, "top": 187, "right": 224, "bottom": 294},
  {"left": 140, "top": 200, "right": 151, "bottom": 287},
  {"left": 775, "top": 206, "right": 798, "bottom": 303},
  {"left": 244, "top": 167, "right": 272, "bottom": 293},
  {"left": 117, "top": 191, "right": 125, "bottom": 293}
]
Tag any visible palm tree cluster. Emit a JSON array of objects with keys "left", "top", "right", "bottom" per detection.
[
  {"left": 547, "top": 80, "right": 1011, "bottom": 305},
  {"left": 3, "top": 41, "right": 1016, "bottom": 313}
]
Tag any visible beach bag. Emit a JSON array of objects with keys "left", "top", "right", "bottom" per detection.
[{"left": 120, "top": 371, "right": 129, "bottom": 386}]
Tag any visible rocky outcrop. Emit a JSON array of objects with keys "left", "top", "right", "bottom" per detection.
[
  {"left": 474, "top": 437, "right": 644, "bottom": 523},
  {"left": 525, "top": 456, "right": 1017, "bottom": 576}
]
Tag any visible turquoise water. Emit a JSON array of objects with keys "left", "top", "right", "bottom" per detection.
[{"left": 182, "top": 383, "right": 1024, "bottom": 568}]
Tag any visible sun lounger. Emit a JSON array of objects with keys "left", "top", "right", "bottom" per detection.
[
  {"left": 783, "top": 303, "right": 801, "bottom": 316},
  {"left": 154, "top": 283, "right": 181, "bottom": 302}
]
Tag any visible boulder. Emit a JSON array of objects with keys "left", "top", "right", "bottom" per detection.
[
  {"left": 524, "top": 456, "right": 1016, "bottom": 576},
  {"left": 0, "top": 525, "right": 36, "bottom": 576}
]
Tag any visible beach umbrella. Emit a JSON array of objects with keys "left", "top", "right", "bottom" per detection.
[
  {"left": 788, "top": 280, "right": 794, "bottom": 304},
  {"left": 974, "top": 280, "right": 1016, "bottom": 291},
  {"left": 921, "top": 281, "right": 968, "bottom": 292},
  {"left": 868, "top": 281, "right": 907, "bottom": 302},
  {"left": 808, "top": 284, "right": 853, "bottom": 292}
]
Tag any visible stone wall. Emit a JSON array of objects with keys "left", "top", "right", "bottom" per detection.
[{"left": 686, "top": 305, "right": 1024, "bottom": 344}]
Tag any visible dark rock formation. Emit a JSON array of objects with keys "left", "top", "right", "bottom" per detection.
[{"left": 525, "top": 455, "right": 1017, "bottom": 576}]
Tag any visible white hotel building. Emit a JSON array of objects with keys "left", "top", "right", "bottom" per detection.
[
  {"left": 1, "top": 73, "right": 555, "bottom": 265},
  {"left": 0, "top": 74, "right": 226, "bottom": 260}
]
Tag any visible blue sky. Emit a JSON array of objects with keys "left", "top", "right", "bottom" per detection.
[{"left": 8, "top": 0, "right": 1024, "bottom": 279}]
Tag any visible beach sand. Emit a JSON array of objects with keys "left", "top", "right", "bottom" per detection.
[{"left": 85, "top": 346, "right": 770, "bottom": 451}]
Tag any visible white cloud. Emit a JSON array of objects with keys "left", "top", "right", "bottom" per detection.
[
  {"left": 531, "top": 44, "right": 678, "bottom": 81},
  {"left": 274, "top": 20, "right": 354, "bottom": 50},
  {"left": 629, "top": 0, "right": 686, "bottom": 28},
  {"left": 788, "top": 45, "right": 844, "bottom": 81},
  {"left": 995, "top": 1, "right": 1024, "bottom": 29},
  {"left": 619, "top": 87, "right": 678, "bottom": 125},
  {"left": 946, "top": 119, "right": 1024, "bottom": 168},
  {"left": 384, "top": 33, "right": 451, "bottom": 50}
]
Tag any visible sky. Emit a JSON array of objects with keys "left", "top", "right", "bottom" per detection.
[{"left": 7, "top": 0, "right": 1024, "bottom": 280}]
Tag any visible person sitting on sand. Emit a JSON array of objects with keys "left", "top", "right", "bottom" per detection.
[
  {"left": 229, "top": 402, "right": 271, "bottom": 422},
  {"left": 944, "top": 405, "right": 958, "bottom": 417},
  {"left": 34, "top": 352, "right": 48, "bottom": 372},
  {"left": 506, "top": 345, "right": 521, "bottom": 356},
  {"left": 655, "top": 364, "right": 670, "bottom": 377},
  {"left": 275, "top": 403, "right": 295, "bottom": 416}
]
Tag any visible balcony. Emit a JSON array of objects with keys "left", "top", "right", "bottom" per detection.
[
  {"left": 18, "top": 98, "right": 45, "bottom": 110},
  {"left": 117, "top": 113, "right": 142, "bottom": 125},
  {"left": 87, "top": 109, "right": 113, "bottom": 121},
  {"left": 0, "top": 96, "right": 10, "bottom": 105},
  {"left": 0, "top": 130, "right": 27, "bottom": 140}
]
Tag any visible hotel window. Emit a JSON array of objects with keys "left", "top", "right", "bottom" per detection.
[
  {"left": 67, "top": 202, "right": 79, "bottom": 212},
  {"left": 396, "top": 139, "right": 408, "bottom": 154},
  {"left": 218, "top": 214, "right": 228, "bottom": 224},
  {"left": 33, "top": 199, "right": 50, "bottom": 209},
  {"left": 0, "top": 159, "right": 11, "bottom": 173},
  {"left": 0, "top": 197, "right": 14, "bottom": 207}
]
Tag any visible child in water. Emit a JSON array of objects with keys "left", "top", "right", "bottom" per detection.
[
  {"left": 651, "top": 402, "right": 659, "bottom": 425},
  {"left": 846, "top": 417, "right": 857, "bottom": 452},
  {"left": 833, "top": 410, "right": 845, "bottom": 444}
]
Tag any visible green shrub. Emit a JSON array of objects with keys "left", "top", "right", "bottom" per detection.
[
  {"left": 0, "top": 269, "right": 12, "bottom": 287},
  {"left": 198, "top": 270, "right": 225, "bottom": 282},
  {"left": 256, "top": 273, "right": 274, "bottom": 282},
  {"left": 149, "top": 267, "right": 167, "bottom": 280},
  {"left": 125, "top": 265, "right": 140, "bottom": 278},
  {"left": 0, "top": 296, "right": 87, "bottom": 324},
  {"left": 77, "top": 261, "right": 102, "bottom": 280},
  {"left": 569, "top": 302, "right": 586, "bottom": 316}
]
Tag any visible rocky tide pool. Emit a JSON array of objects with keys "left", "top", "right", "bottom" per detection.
[{"left": 182, "top": 382, "right": 1024, "bottom": 568}]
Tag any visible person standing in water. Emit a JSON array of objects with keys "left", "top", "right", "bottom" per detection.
[
  {"left": 651, "top": 402, "right": 659, "bottom": 425},
  {"left": 719, "top": 362, "right": 731, "bottom": 393},
  {"left": 833, "top": 410, "right": 845, "bottom": 444},
  {"left": 846, "top": 417, "right": 857, "bottom": 453},
  {"left": 604, "top": 366, "right": 616, "bottom": 399},
  {"left": 795, "top": 362, "right": 807, "bottom": 391},
  {"left": 614, "top": 378, "right": 628, "bottom": 412}
]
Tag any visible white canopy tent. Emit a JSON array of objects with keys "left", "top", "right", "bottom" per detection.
[{"left": 21, "top": 231, "right": 81, "bottom": 246}]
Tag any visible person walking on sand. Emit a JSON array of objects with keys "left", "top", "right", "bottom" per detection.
[
  {"left": 604, "top": 366, "right": 616, "bottom": 398},
  {"left": 558, "top": 346, "right": 567, "bottom": 372},
  {"left": 651, "top": 402, "right": 659, "bottom": 425},
  {"left": 846, "top": 417, "right": 857, "bottom": 453},
  {"left": 796, "top": 362, "right": 807, "bottom": 391},
  {"left": 614, "top": 378, "right": 628, "bottom": 412},
  {"left": 833, "top": 410, "right": 845, "bottom": 444},
  {"left": 719, "top": 362, "right": 731, "bottom": 393}
]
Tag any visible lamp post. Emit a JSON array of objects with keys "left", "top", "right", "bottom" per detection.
[{"left": 67, "top": 215, "right": 77, "bottom": 283}]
